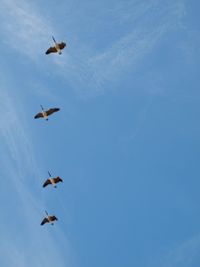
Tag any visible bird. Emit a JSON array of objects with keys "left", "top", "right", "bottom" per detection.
[
  {"left": 34, "top": 105, "right": 60, "bottom": 121},
  {"left": 43, "top": 171, "right": 63, "bottom": 188},
  {"left": 41, "top": 211, "right": 58, "bottom": 226},
  {"left": 46, "top": 36, "right": 66, "bottom": 55}
]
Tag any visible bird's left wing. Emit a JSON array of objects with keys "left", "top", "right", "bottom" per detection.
[
  {"left": 41, "top": 217, "right": 48, "bottom": 225},
  {"left": 46, "top": 108, "right": 60, "bottom": 116},
  {"left": 45, "top": 46, "right": 57, "bottom": 54},
  {"left": 34, "top": 112, "right": 43, "bottom": 119},
  {"left": 43, "top": 179, "right": 51, "bottom": 188}
]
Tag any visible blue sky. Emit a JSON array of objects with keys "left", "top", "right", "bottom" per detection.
[{"left": 0, "top": 0, "right": 200, "bottom": 266}]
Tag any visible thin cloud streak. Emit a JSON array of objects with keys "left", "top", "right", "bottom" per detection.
[
  {"left": 0, "top": 0, "right": 186, "bottom": 97},
  {"left": 0, "top": 82, "right": 72, "bottom": 267},
  {"left": 0, "top": 0, "right": 53, "bottom": 60},
  {"left": 158, "top": 234, "right": 200, "bottom": 267},
  {"left": 51, "top": 0, "right": 187, "bottom": 96},
  {"left": 0, "top": 88, "right": 37, "bottom": 180}
]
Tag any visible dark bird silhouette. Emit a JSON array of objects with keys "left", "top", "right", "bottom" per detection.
[
  {"left": 41, "top": 211, "right": 58, "bottom": 226},
  {"left": 43, "top": 171, "right": 63, "bottom": 188},
  {"left": 34, "top": 105, "right": 60, "bottom": 121},
  {"left": 46, "top": 36, "right": 66, "bottom": 55}
]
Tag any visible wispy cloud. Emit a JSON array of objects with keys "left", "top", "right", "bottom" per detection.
[
  {"left": 0, "top": 0, "right": 53, "bottom": 60},
  {"left": 0, "top": 80, "right": 72, "bottom": 267},
  {"left": 0, "top": 2, "right": 74, "bottom": 264},
  {"left": 50, "top": 0, "right": 187, "bottom": 96},
  {"left": 0, "top": 0, "right": 186, "bottom": 97},
  {"left": 158, "top": 233, "right": 200, "bottom": 267}
]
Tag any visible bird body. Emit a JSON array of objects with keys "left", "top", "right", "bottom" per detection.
[
  {"left": 49, "top": 177, "right": 56, "bottom": 187},
  {"left": 55, "top": 43, "right": 62, "bottom": 55},
  {"left": 41, "top": 110, "right": 48, "bottom": 120}
]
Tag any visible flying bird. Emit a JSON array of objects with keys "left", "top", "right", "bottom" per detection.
[
  {"left": 34, "top": 105, "right": 60, "bottom": 121},
  {"left": 43, "top": 171, "right": 63, "bottom": 188},
  {"left": 46, "top": 36, "right": 66, "bottom": 55},
  {"left": 41, "top": 211, "right": 58, "bottom": 226}
]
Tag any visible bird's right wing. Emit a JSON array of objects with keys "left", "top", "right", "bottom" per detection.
[
  {"left": 41, "top": 217, "right": 48, "bottom": 225},
  {"left": 45, "top": 46, "right": 57, "bottom": 54},
  {"left": 46, "top": 108, "right": 60, "bottom": 116},
  {"left": 34, "top": 112, "right": 43, "bottom": 119},
  {"left": 58, "top": 42, "right": 66, "bottom": 50},
  {"left": 54, "top": 177, "right": 63, "bottom": 183},
  {"left": 43, "top": 179, "right": 51, "bottom": 188}
]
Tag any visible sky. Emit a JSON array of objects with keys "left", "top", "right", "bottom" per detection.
[{"left": 0, "top": 0, "right": 200, "bottom": 266}]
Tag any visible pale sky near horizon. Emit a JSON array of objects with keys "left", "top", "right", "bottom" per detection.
[{"left": 0, "top": 0, "right": 200, "bottom": 266}]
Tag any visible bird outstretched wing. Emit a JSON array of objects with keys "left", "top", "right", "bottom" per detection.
[
  {"left": 43, "top": 179, "right": 51, "bottom": 188},
  {"left": 58, "top": 42, "right": 66, "bottom": 50},
  {"left": 45, "top": 46, "right": 57, "bottom": 54},
  {"left": 54, "top": 177, "right": 63, "bottom": 184},
  {"left": 34, "top": 112, "right": 43, "bottom": 119},
  {"left": 46, "top": 108, "right": 60, "bottom": 116},
  {"left": 41, "top": 217, "right": 49, "bottom": 225}
]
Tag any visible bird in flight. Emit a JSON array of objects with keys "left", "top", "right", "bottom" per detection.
[
  {"left": 46, "top": 36, "right": 66, "bottom": 55},
  {"left": 34, "top": 105, "right": 60, "bottom": 121},
  {"left": 41, "top": 211, "right": 58, "bottom": 226},
  {"left": 43, "top": 171, "right": 63, "bottom": 188}
]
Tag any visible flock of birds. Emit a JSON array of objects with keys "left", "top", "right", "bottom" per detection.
[{"left": 35, "top": 36, "right": 66, "bottom": 226}]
